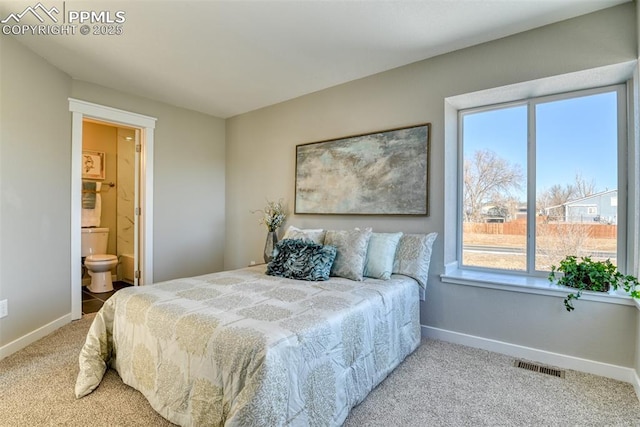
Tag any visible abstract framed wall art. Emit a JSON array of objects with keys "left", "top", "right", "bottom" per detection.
[
  {"left": 82, "top": 150, "right": 105, "bottom": 180},
  {"left": 295, "top": 123, "right": 430, "bottom": 215}
]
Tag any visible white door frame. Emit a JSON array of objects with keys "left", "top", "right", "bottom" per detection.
[{"left": 69, "top": 98, "right": 156, "bottom": 320}]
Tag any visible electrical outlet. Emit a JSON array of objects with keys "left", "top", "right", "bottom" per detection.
[{"left": 0, "top": 299, "right": 7, "bottom": 319}]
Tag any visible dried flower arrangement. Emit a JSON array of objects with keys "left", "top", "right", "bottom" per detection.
[{"left": 253, "top": 199, "right": 287, "bottom": 232}]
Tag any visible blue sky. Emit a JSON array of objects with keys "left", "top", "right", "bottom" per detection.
[{"left": 463, "top": 90, "right": 618, "bottom": 201}]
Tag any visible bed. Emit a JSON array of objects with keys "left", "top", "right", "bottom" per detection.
[{"left": 75, "top": 229, "right": 436, "bottom": 426}]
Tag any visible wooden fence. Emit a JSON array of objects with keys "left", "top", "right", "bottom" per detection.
[{"left": 464, "top": 221, "right": 616, "bottom": 239}]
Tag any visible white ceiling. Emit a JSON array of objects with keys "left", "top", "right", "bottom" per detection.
[{"left": 5, "top": 0, "right": 629, "bottom": 118}]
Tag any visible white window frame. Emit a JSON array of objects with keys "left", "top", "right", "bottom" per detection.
[
  {"left": 458, "top": 84, "right": 627, "bottom": 277},
  {"left": 441, "top": 63, "right": 639, "bottom": 305}
]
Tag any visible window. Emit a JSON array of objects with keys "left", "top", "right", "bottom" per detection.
[{"left": 460, "top": 86, "right": 625, "bottom": 274}]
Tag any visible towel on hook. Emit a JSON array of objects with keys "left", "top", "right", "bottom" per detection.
[
  {"left": 82, "top": 182, "right": 102, "bottom": 227},
  {"left": 82, "top": 181, "right": 97, "bottom": 209}
]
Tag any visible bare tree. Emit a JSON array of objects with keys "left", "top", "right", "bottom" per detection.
[
  {"left": 537, "top": 173, "right": 597, "bottom": 221},
  {"left": 537, "top": 184, "right": 575, "bottom": 220},
  {"left": 573, "top": 172, "right": 596, "bottom": 199},
  {"left": 463, "top": 150, "right": 524, "bottom": 222}
]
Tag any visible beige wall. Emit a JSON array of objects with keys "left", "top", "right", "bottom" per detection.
[
  {"left": 634, "top": 1, "right": 640, "bottom": 381},
  {"left": 0, "top": 39, "right": 226, "bottom": 354},
  {"left": 0, "top": 36, "right": 72, "bottom": 346},
  {"left": 225, "top": 4, "right": 639, "bottom": 366},
  {"left": 70, "top": 81, "right": 227, "bottom": 283}
]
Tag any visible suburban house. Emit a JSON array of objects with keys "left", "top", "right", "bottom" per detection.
[
  {"left": 3, "top": 0, "right": 640, "bottom": 405},
  {"left": 545, "top": 189, "right": 619, "bottom": 224}
]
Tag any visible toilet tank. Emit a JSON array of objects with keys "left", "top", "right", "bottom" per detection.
[{"left": 81, "top": 227, "right": 109, "bottom": 257}]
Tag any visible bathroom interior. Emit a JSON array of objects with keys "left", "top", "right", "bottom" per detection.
[{"left": 81, "top": 119, "right": 137, "bottom": 312}]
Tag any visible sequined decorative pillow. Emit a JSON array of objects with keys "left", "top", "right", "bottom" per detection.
[
  {"left": 266, "top": 239, "right": 337, "bottom": 281},
  {"left": 282, "top": 225, "right": 326, "bottom": 244},
  {"left": 324, "top": 228, "right": 373, "bottom": 281},
  {"left": 392, "top": 232, "right": 437, "bottom": 289}
]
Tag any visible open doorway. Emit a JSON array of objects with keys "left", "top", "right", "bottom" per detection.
[
  {"left": 69, "top": 99, "right": 156, "bottom": 320},
  {"left": 81, "top": 119, "right": 138, "bottom": 286}
]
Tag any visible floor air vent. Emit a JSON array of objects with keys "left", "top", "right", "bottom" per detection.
[{"left": 514, "top": 360, "right": 565, "bottom": 378}]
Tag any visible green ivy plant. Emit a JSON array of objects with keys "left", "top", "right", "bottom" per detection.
[{"left": 549, "top": 256, "right": 640, "bottom": 312}]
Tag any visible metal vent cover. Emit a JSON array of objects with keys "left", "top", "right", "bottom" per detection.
[{"left": 514, "top": 360, "right": 565, "bottom": 378}]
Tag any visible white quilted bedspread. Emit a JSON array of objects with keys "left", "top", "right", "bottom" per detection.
[{"left": 75, "top": 266, "right": 420, "bottom": 426}]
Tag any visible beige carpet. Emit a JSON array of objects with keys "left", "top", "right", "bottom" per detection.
[{"left": 2, "top": 314, "right": 640, "bottom": 426}]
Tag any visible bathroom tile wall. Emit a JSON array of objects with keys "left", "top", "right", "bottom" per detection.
[{"left": 116, "top": 127, "right": 135, "bottom": 281}]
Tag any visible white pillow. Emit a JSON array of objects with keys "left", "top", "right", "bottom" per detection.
[
  {"left": 282, "top": 225, "right": 326, "bottom": 244},
  {"left": 392, "top": 232, "right": 437, "bottom": 289},
  {"left": 364, "top": 232, "right": 403, "bottom": 280}
]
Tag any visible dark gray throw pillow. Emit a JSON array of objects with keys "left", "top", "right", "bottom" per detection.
[{"left": 266, "top": 239, "right": 337, "bottom": 281}]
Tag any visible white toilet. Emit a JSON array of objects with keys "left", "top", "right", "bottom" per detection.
[{"left": 81, "top": 227, "right": 118, "bottom": 293}]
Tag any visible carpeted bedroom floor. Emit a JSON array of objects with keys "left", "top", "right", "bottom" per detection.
[{"left": 2, "top": 314, "right": 640, "bottom": 426}]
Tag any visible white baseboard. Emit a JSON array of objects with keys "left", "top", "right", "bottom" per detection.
[
  {"left": 422, "top": 325, "right": 638, "bottom": 387},
  {"left": 632, "top": 370, "right": 640, "bottom": 402},
  {"left": 0, "top": 313, "right": 72, "bottom": 360}
]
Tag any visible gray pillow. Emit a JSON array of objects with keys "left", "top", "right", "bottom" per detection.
[
  {"left": 282, "top": 225, "right": 326, "bottom": 244},
  {"left": 266, "top": 239, "right": 336, "bottom": 281},
  {"left": 324, "top": 228, "right": 373, "bottom": 281},
  {"left": 393, "top": 232, "right": 437, "bottom": 289}
]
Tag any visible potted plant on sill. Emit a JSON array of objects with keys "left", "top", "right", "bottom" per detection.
[{"left": 549, "top": 255, "right": 640, "bottom": 312}]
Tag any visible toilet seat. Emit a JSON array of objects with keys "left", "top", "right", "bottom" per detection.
[{"left": 85, "top": 254, "right": 118, "bottom": 263}]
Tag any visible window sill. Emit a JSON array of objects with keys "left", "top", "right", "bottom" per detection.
[{"left": 440, "top": 265, "right": 635, "bottom": 307}]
